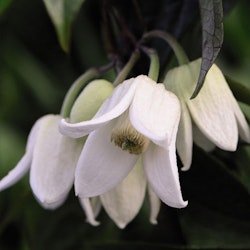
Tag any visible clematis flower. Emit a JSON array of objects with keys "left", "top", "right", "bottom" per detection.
[
  {"left": 79, "top": 158, "right": 161, "bottom": 229},
  {"left": 0, "top": 79, "right": 114, "bottom": 225},
  {"left": 0, "top": 114, "right": 83, "bottom": 208},
  {"left": 59, "top": 75, "right": 188, "bottom": 211},
  {"left": 164, "top": 58, "right": 250, "bottom": 170}
]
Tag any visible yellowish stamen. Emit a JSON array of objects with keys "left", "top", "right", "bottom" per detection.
[{"left": 111, "top": 111, "right": 150, "bottom": 155}]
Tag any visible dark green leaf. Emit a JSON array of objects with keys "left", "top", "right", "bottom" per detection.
[
  {"left": 0, "top": 0, "right": 12, "bottom": 15},
  {"left": 2, "top": 39, "right": 63, "bottom": 112},
  {"left": 43, "top": 0, "right": 85, "bottom": 52},
  {"left": 191, "top": 0, "right": 223, "bottom": 98}
]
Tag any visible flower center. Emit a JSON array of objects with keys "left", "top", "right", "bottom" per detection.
[{"left": 111, "top": 111, "right": 150, "bottom": 155}]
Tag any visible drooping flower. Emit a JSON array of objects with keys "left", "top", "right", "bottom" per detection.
[
  {"left": 77, "top": 159, "right": 145, "bottom": 229},
  {"left": 164, "top": 58, "right": 250, "bottom": 170},
  {"left": 0, "top": 79, "right": 114, "bottom": 225},
  {"left": 79, "top": 157, "right": 161, "bottom": 229},
  {"left": 0, "top": 114, "right": 83, "bottom": 207},
  {"left": 59, "top": 75, "right": 188, "bottom": 212}
]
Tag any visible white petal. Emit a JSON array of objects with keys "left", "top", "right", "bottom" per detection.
[
  {"left": 75, "top": 120, "right": 138, "bottom": 198},
  {"left": 90, "top": 197, "right": 102, "bottom": 218},
  {"left": 0, "top": 153, "right": 31, "bottom": 191},
  {"left": 36, "top": 195, "right": 67, "bottom": 209},
  {"left": 129, "top": 75, "right": 180, "bottom": 148},
  {"left": 193, "top": 123, "right": 215, "bottom": 152},
  {"left": 207, "top": 64, "right": 250, "bottom": 144},
  {"left": 143, "top": 143, "right": 187, "bottom": 208},
  {"left": 164, "top": 66, "right": 193, "bottom": 170},
  {"left": 231, "top": 98, "right": 250, "bottom": 143},
  {"left": 187, "top": 62, "right": 238, "bottom": 151},
  {"left": 148, "top": 186, "right": 161, "bottom": 224},
  {"left": 59, "top": 78, "right": 137, "bottom": 138},
  {"left": 176, "top": 101, "right": 193, "bottom": 171},
  {"left": 79, "top": 198, "right": 100, "bottom": 226},
  {"left": 0, "top": 115, "right": 43, "bottom": 191},
  {"left": 30, "top": 115, "right": 82, "bottom": 209},
  {"left": 100, "top": 158, "right": 146, "bottom": 229}
]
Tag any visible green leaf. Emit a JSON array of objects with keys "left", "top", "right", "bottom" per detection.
[
  {"left": 2, "top": 38, "right": 63, "bottom": 111},
  {"left": 191, "top": 0, "right": 223, "bottom": 98},
  {"left": 0, "top": 0, "right": 12, "bottom": 15},
  {"left": 43, "top": 0, "right": 85, "bottom": 52}
]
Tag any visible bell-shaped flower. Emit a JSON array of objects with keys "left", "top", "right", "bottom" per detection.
[
  {"left": 80, "top": 157, "right": 161, "bottom": 229},
  {"left": 0, "top": 114, "right": 83, "bottom": 208},
  {"left": 164, "top": 58, "right": 250, "bottom": 170},
  {"left": 60, "top": 75, "right": 188, "bottom": 210},
  {"left": 0, "top": 79, "right": 114, "bottom": 225}
]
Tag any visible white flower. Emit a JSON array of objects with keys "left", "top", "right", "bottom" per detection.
[
  {"left": 59, "top": 75, "right": 188, "bottom": 211},
  {"left": 0, "top": 116, "right": 99, "bottom": 224},
  {"left": 0, "top": 79, "right": 114, "bottom": 226},
  {"left": 0, "top": 114, "right": 83, "bottom": 208},
  {"left": 79, "top": 158, "right": 161, "bottom": 229},
  {"left": 164, "top": 58, "right": 250, "bottom": 170}
]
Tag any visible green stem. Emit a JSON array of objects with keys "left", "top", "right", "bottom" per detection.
[
  {"left": 142, "top": 30, "right": 189, "bottom": 65},
  {"left": 60, "top": 69, "right": 98, "bottom": 118},
  {"left": 113, "top": 49, "right": 140, "bottom": 86},
  {"left": 141, "top": 47, "right": 159, "bottom": 82},
  {"left": 60, "top": 63, "right": 113, "bottom": 118}
]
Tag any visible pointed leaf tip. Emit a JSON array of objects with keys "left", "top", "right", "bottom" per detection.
[
  {"left": 192, "top": 0, "right": 223, "bottom": 98},
  {"left": 43, "top": 0, "right": 85, "bottom": 52}
]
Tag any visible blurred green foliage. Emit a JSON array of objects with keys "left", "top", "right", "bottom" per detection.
[{"left": 1, "top": 0, "right": 250, "bottom": 249}]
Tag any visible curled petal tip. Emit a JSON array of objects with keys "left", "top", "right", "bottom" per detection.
[
  {"left": 86, "top": 218, "right": 100, "bottom": 226},
  {"left": 181, "top": 164, "right": 191, "bottom": 171},
  {"left": 59, "top": 118, "right": 82, "bottom": 138},
  {"left": 149, "top": 218, "right": 158, "bottom": 225},
  {"left": 221, "top": 143, "right": 237, "bottom": 152},
  {"left": 180, "top": 200, "right": 188, "bottom": 208},
  {"left": 59, "top": 119, "right": 76, "bottom": 137},
  {"left": 116, "top": 222, "right": 127, "bottom": 229},
  {"left": 58, "top": 118, "right": 67, "bottom": 133},
  {"left": 0, "top": 153, "right": 31, "bottom": 192},
  {"left": 79, "top": 198, "right": 100, "bottom": 227},
  {"left": 168, "top": 199, "right": 188, "bottom": 209}
]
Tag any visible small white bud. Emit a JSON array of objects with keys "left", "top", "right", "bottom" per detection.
[{"left": 70, "top": 79, "right": 114, "bottom": 123}]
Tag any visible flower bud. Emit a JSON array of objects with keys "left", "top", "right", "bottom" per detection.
[{"left": 70, "top": 79, "right": 114, "bottom": 123}]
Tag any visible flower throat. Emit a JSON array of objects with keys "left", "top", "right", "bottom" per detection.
[{"left": 111, "top": 111, "right": 149, "bottom": 155}]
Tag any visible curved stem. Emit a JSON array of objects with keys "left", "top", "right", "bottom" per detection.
[
  {"left": 141, "top": 46, "right": 160, "bottom": 82},
  {"left": 113, "top": 49, "right": 140, "bottom": 86},
  {"left": 60, "top": 63, "right": 113, "bottom": 118},
  {"left": 142, "top": 30, "right": 189, "bottom": 65}
]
